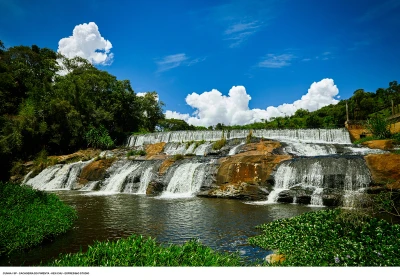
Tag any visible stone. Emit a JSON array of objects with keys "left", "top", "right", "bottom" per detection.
[
  {"left": 265, "top": 253, "right": 285, "bottom": 264},
  {"left": 78, "top": 158, "right": 115, "bottom": 185},
  {"left": 364, "top": 154, "right": 400, "bottom": 189},
  {"left": 146, "top": 181, "right": 165, "bottom": 196},
  {"left": 322, "top": 194, "right": 341, "bottom": 207},
  {"left": 296, "top": 195, "right": 311, "bottom": 205},
  {"left": 277, "top": 190, "right": 294, "bottom": 203},
  {"left": 197, "top": 183, "right": 269, "bottom": 201}
]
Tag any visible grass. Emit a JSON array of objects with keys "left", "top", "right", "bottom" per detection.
[
  {"left": 172, "top": 154, "right": 184, "bottom": 161},
  {"left": 353, "top": 136, "right": 377, "bottom": 145},
  {"left": 212, "top": 138, "right": 227, "bottom": 150},
  {"left": 0, "top": 182, "right": 77, "bottom": 257},
  {"left": 46, "top": 235, "right": 242, "bottom": 266},
  {"left": 249, "top": 209, "right": 400, "bottom": 266},
  {"left": 127, "top": 150, "right": 146, "bottom": 157}
]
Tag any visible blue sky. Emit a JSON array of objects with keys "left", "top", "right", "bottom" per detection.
[{"left": 1, "top": 0, "right": 400, "bottom": 125}]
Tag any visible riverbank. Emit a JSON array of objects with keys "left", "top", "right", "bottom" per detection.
[{"left": 0, "top": 182, "right": 77, "bottom": 258}]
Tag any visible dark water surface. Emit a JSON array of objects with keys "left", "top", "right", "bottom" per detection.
[{"left": 2, "top": 191, "right": 323, "bottom": 266}]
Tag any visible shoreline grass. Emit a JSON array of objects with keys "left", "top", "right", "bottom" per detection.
[
  {"left": 46, "top": 235, "right": 243, "bottom": 266},
  {"left": 0, "top": 182, "right": 77, "bottom": 257}
]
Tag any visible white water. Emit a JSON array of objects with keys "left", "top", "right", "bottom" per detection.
[
  {"left": 228, "top": 142, "right": 245, "bottom": 155},
  {"left": 137, "top": 166, "right": 153, "bottom": 194},
  {"left": 160, "top": 162, "right": 206, "bottom": 198},
  {"left": 26, "top": 160, "right": 91, "bottom": 190},
  {"left": 266, "top": 157, "right": 371, "bottom": 206},
  {"left": 127, "top": 128, "right": 351, "bottom": 147},
  {"left": 99, "top": 161, "right": 141, "bottom": 193},
  {"left": 195, "top": 143, "right": 212, "bottom": 156},
  {"left": 283, "top": 141, "right": 337, "bottom": 156}
]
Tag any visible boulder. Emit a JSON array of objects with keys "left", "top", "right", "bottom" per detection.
[
  {"left": 296, "top": 195, "right": 311, "bottom": 205},
  {"left": 322, "top": 194, "right": 341, "bottom": 207},
  {"left": 197, "top": 183, "right": 269, "bottom": 201},
  {"left": 78, "top": 158, "right": 115, "bottom": 185},
  {"left": 277, "top": 190, "right": 294, "bottom": 203},
  {"left": 146, "top": 181, "right": 165, "bottom": 196},
  {"left": 265, "top": 253, "right": 285, "bottom": 264},
  {"left": 145, "top": 143, "right": 167, "bottom": 160},
  {"left": 364, "top": 154, "right": 400, "bottom": 189}
]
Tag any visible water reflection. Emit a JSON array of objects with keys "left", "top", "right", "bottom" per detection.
[{"left": 2, "top": 192, "right": 322, "bottom": 266}]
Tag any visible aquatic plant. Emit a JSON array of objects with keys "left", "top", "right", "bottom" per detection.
[
  {"left": 0, "top": 182, "right": 77, "bottom": 256},
  {"left": 249, "top": 209, "right": 400, "bottom": 266},
  {"left": 47, "top": 235, "right": 242, "bottom": 266}
]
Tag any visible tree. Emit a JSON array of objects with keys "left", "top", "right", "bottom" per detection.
[{"left": 137, "top": 92, "right": 165, "bottom": 132}]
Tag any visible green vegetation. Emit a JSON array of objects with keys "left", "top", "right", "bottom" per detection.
[
  {"left": 246, "top": 130, "right": 253, "bottom": 144},
  {"left": 249, "top": 209, "right": 400, "bottom": 266},
  {"left": 46, "top": 235, "right": 242, "bottom": 266},
  {"left": 212, "top": 138, "right": 227, "bottom": 150},
  {"left": 0, "top": 182, "right": 77, "bottom": 256},
  {"left": 85, "top": 125, "right": 114, "bottom": 149},
  {"left": 365, "top": 115, "right": 392, "bottom": 139},
  {"left": 172, "top": 154, "right": 185, "bottom": 161},
  {"left": 0, "top": 41, "right": 164, "bottom": 181},
  {"left": 127, "top": 150, "right": 146, "bottom": 157},
  {"left": 353, "top": 136, "right": 377, "bottom": 145}
]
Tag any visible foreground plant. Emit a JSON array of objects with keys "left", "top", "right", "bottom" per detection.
[
  {"left": 47, "top": 235, "right": 242, "bottom": 266},
  {"left": 0, "top": 182, "right": 77, "bottom": 256},
  {"left": 249, "top": 209, "right": 400, "bottom": 266}
]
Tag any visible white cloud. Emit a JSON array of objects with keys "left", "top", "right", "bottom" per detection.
[
  {"left": 225, "top": 20, "right": 262, "bottom": 48},
  {"left": 155, "top": 53, "right": 205, "bottom": 73},
  {"left": 165, "top": 78, "right": 339, "bottom": 127},
  {"left": 58, "top": 22, "right": 113, "bottom": 65},
  {"left": 258, "top": 54, "right": 295, "bottom": 68},
  {"left": 136, "top": 92, "right": 147, "bottom": 97}
]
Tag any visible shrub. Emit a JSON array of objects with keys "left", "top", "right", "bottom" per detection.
[
  {"left": 365, "top": 116, "right": 391, "bottom": 139},
  {"left": 127, "top": 150, "right": 146, "bottom": 157},
  {"left": 246, "top": 130, "right": 253, "bottom": 144},
  {"left": 353, "top": 136, "right": 376, "bottom": 145},
  {"left": 85, "top": 125, "right": 114, "bottom": 150},
  {"left": 0, "top": 182, "right": 77, "bottom": 256},
  {"left": 46, "top": 235, "right": 242, "bottom": 266},
  {"left": 212, "top": 138, "right": 226, "bottom": 150},
  {"left": 172, "top": 154, "right": 184, "bottom": 161}
]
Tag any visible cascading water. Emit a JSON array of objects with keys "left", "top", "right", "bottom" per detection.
[
  {"left": 267, "top": 156, "right": 371, "bottom": 206},
  {"left": 160, "top": 162, "right": 206, "bottom": 198},
  {"left": 98, "top": 160, "right": 142, "bottom": 193},
  {"left": 228, "top": 142, "right": 245, "bottom": 156},
  {"left": 26, "top": 160, "right": 92, "bottom": 191},
  {"left": 127, "top": 128, "right": 352, "bottom": 148},
  {"left": 137, "top": 166, "right": 154, "bottom": 194}
]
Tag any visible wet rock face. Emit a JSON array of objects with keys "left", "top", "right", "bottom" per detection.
[
  {"left": 216, "top": 154, "right": 292, "bottom": 187},
  {"left": 145, "top": 142, "right": 167, "bottom": 159},
  {"left": 364, "top": 154, "right": 400, "bottom": 188},
  {"left": 197, "top": 183, "right": 269, "bottom": 201},
  {"left": 146, "top": 181, "right": 165, "bottom": 196},
  {"left": 78, "top": 158, "right": 115, "bottom": 185},
  {"left": 276, "top": 190, "right": 294, "bottom": 203}
]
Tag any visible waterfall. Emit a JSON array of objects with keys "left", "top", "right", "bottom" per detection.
[
  {"left": 283, "top": 141, "right": 338, "bottom": 156},
  {"left": 127, "top": 128, "right": 351, "bottom": 147},
  {"left": 137, "top": 166, "right": 153, "bottom": 194},
  {"left": 26, "top": 160, "right": 91, "bottom": 190},
  {"left": 228, "top": 142, "right": 245, "bottom": 156},
  {"left": 98, "top": 160, "right": 142, "bottom": 193},
  {"left": 267, "top": 157, "right": 371, "bottom": 206},
  {"left": 194, "top": 143, "right": 212, "bottom": 156},
  {"left": 160, "top": 162, "right": 206, "bottom": 198}
]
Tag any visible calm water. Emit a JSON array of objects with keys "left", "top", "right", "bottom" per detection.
[{"left": 2, "top": 191, "right": 323, "bottom": 266}]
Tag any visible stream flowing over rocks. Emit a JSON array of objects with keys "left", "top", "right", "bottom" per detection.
[{"left": 23, "top": 128, "right": 400, "bottom": 207}]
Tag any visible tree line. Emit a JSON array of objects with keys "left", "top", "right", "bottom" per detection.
[{"left": 0, "top": 41, "right": 164, "bottom": 180}]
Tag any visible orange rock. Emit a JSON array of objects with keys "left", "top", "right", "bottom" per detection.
[
  {"left": 78, "top": 158, "right": 115, "bottom": 185},
  {"left": 364, "top": 154, "right": 400, "bottom": 188},
  {"left": 145, "top": 143, "right": 166, "bottom": 159},
  {"left": 362, "top": 140, "right": 393, "bottom": 150},
  {"left": 158, "top": 158, "right": 176, "bottom": 175},
  {"left": 217, "top": 154, "right": 291, "bottom": 186},
  {"left": 265, "top": 253, "right": 285, "bottom": 264}
]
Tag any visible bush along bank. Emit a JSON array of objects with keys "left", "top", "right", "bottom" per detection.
[
  {"left": 46, "top": 234, "right": 242, "bottom": 266},
  {"left": 249, "top": 209, "right": 400, "bottom": 266},
  {"left": 0, "top": 182, "right": 77, "bottom": 257}
]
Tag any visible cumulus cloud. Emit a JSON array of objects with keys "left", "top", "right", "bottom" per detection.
[
  {"left": 165, "top": 78, "right": 339, "bottom": 127},
  {"left": 58, "top": 22, "right": 113, "bottom": 65}
]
